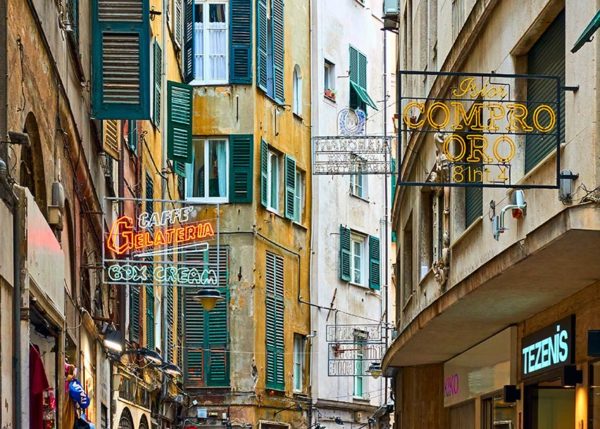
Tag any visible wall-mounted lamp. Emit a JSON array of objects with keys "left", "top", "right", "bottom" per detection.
[
  {"left": 503, "top": 385, "right": 521, "bottom": 403},
  {"left": 194, "top": 288, "right": 224, "bottom": 311},
  {"left": 492, "top": 190, "right": 527, "bottom": 240},
  {"left": 562, "top": 365, "right": 583, "bottom": 388},
  {"left": 367, "top": 361, "right": 383, "bottom": 379},
  {"left": 559, "top": 170, "right": 579, "bottom": 203}
]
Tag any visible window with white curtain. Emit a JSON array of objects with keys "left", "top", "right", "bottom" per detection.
[
  {"left": 186, "top": 138, "right": 229, "bottom": 202},
  {"left": 293, "top": 65, "right": 302, "bottom": 116},
  {"left": 193, "top": 1, "right": 228, "bottom": 84}
]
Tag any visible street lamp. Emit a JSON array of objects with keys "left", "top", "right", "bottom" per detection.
[
  {"left": 104, "top": 329, "right": 124, "bottom": 353},
  {"left": 367, "top": 361, "right": 383, "bottom": 379},
  {"left": 194, "top": 288, "right": 224, "bottom": 311},
  {"left": 162, "top": 363, "right": 183, "bottom": 377}
]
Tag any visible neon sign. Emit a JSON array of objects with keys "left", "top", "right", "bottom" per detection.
[{"left": 106, "top": 263, "right": 218, "bottom": 286}]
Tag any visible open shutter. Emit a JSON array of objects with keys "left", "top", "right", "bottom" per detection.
[
  {"left": 369, "top": 236, "right": 381, "bottom": 290},
  {"left": 358, "top": 52, "right": 367, "bottom": 89},
  {"left": 174, "top": 0, "right": 183, "bottom": 48},
  {"left": 103, "top": 120, "right": 121, "bottom": 159},
  {"left": 183, "top": 0, "right": 194, "bottom": 82},
  {"left": 260, "top": 139, "right": 268, "bottom": 207},
  {"left": 146, "top": 286, "right": 155, "bottom": 349},
  {"left": 129, "top": 287, "right": 140, "bottom": 342},
  {"left": 266, "top": 252, "right": 285, "bottom": 391},
  {"left": 152, "top": 41, "right": 162, "bottom": 126},
  {"left": 272, "top": 0, "right": 285, "bottom": 103},
  {"left": 256, "top": 0, "right": 268, "bottom": 91},
  {"left": 92, "top": 0, "right": 150, "bottom": 119},
  {"left": 284, "top": 155, "right": 296, "bottom": 220},
  {"left": 230, "top": 0, "right": 252, "bottom": 84},
  {"left": 339, "top": 225, "right": 351, "bottom": 282},
  {"left": 173, "top": 161, "right": 186, "bottom": 177},
  {"left": 128, "top": 120, "right": 138, "bottom": 153},
  {"left": 229, "top": 134, "right": 254, "bottom": 203},
  {"left": 167, "top": 81, "right": 193, "bottom": 163}
]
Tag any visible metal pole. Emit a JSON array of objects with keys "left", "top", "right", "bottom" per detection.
[{"left": 382, "top": 26, "right": 389, "bottom": 409}]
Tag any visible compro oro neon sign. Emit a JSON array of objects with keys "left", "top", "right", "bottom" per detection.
[
  {"left": 103, "top": 202, "right": 219, "bottom": 287},
  {"left": 399, "top": 71, "right": 561, "bottom": 188}
]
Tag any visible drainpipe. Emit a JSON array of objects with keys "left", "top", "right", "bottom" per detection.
[{"left": 13, "top": 189, "right": 22, "bottom": 429}]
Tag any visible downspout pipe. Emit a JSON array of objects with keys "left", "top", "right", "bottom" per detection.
[{"left": 13, "top": 188, "right": 22, "bottom": 429}]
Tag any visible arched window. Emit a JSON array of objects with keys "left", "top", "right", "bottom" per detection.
[
  {"left": 139, "top": 415, "right": 149, "bottom": 429},
  {"left": 20, "top": 113, "right": 47, "bottom": 216},
  {"left": 293, "top": 65, "right": 302, "bottom": 116},
  {"left": 118, "top": 408, "right": 134, "bottom": 429}
]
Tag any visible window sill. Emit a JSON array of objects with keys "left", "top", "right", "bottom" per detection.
[
  {"left": 293, "top": 112, "right": 303, "bottom": 121},
  {"left": 324, "top": 94, "right": 337, "bottom": 103},
  {"left": 352, "top": 396, "right": 370, "bottom": 403},
  {"left": 186, "top": 197, "right": 229, "bottom": 204},
  {"left": 402, "top": 291, "right": 414, "bottom": 312},
  {"left": 350, "top": 192, "right": 369, "bottom": 203},
  {"left": 349, "top": 281, "right": 368, "bottom": 289},
  {"left": 188, "top": 80, "right": 230, "bottom": 87},
  {"left": 512, "top": 142, "right": 567, "bottom": 189},
  {"left": 292, "top": 220, "right": 308, "bottom": 231}
]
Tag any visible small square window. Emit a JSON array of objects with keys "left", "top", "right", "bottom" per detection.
[
  {"left": 350, "top": 174, "right": 367, "bottom": 199},
  {"left": 324, "top": 60, "right": 336, "bottom": 101}
]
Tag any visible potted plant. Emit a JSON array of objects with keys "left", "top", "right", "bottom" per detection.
[{"left": 324, "top": 88, "right": 336, "bottom": 101}]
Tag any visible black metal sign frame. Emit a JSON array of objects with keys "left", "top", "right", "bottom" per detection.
[{"left": 397, "top": 70, "right": 562, "bottom": 189}]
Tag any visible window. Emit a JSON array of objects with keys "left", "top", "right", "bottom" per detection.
[
  {"left": 257, "top": 0, "right": 285, "bottom": 103},
  {"left": 293, "top": 334, "right": 305, "bottom": 392},
  {"left": 266, "top": 252, "right": 285, "bottom": 390},
  {"left": 420, "top": 192, "right": 434, "bottom": 279},
  {"left": 293, "top": 170, "right": 304, "bottom": 223},
  {"left": 350, "top": 174, "right": 367, "bottom": 199},
  {"left": 266, "top": 149, "right": 281, "bottom": 211},
  {"left": 324, "top": 59, "right": 336, "bottom": 101},
  {"left": 186, "top": 138, "right": 229, "bottom": 202},
  {"left": 350, "top": 234, "right": 365, "bottom": 285},
  {"left": 293, "top": 65, "right": 302, "bottom": 116},
  {"left": 349, "top": 46, "right": 377, "bottom": 112},
  {"left": 402, "top": 214, "right": 413, "bottom": 305},
  {"left": 353, "top": 331, "right": 367, "bottom": 398},
  {"left": 193, "top": 1, "right": 228, "bottom": 84}
]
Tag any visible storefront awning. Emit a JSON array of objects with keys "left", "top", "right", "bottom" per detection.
[
  {"left": 571, "top": 9, "right": 600, "bottom": 53},
  {"left": 383, "top": 205, "right": 600, "bottom": 369},
  {"left": 351, "top": 81, "right": 378, "bottom": 110}
]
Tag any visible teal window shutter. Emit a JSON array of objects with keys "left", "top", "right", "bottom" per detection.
[
  {"left": 173, "top": 161, "right": 186, "bottom": 177},
  {"left": 230, "top": 0, "right": 252, "bottom": 84},
  {"left": 465, "top": 185, "right": 483, "bottom": 228},
  {"left": 284, "top": 155, "right": 296, "bottom": 220},
  {"left": 146, "top": 285, "right": 155, "bottom": 349},
  {"left": 272, "top": 0, "right": 285, "bottom": 103},
  {"left": 166, "top": 279, "right": 174, "bottom": 364},
  {"left": 183, "top": 0, "right": 194, "bottom": 82},
  {"left": 339, "top": 225, "right": 351, "bottom": 282},
  {"left": 153, "top": 41, "right": 162, "bottom": 126},
  {"left": 167, "top": 81, "right": 193, "bottom": 163},
  {"left": 229, "top": 134, "right": 254, "bottom": 203},
  {"left": 260, "top": 139, "right": 268, "bottom": 207},
  {"left": 349, "top": 46, "right": 376, "bottom": 112},
  {"left": 266, "top": 252, "right": 285, "bottom": 391},
  {"left": 369, "top": 236, "right": 381, "bottom": 290},
  {"left": 256, "top": 0, "right": 268, "bottom": 91},
  {"left": 92, "top": 0, "right": 150, "bottom": 119},
  {"left": 391, "top": 158, "right": 397, "bottom": 205},
  {"left": 129, "top": 287, "right": 140, "bottom": 342}
]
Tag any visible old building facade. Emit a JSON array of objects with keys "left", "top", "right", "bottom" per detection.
[{"left": 385, "top": 1, "right": 600, "bottom": 429}]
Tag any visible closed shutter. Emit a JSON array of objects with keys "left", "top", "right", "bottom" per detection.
[
  {"left": 369, "top": 235, "right": 381, "bottom": 290},
  {"left": 146, "top": 285, "right": 155, "bottom": 349},
  {"left": 183, "top": 247, "right": 230, "bottom": 388},
  {"left": 465, "top": 185, "right": 482, "bottom": 227},
  {"left": 256, "top": 0, "right": 268, "bottom": 91},
  {"left": 167, "top": 81, "right": 193, "bottom": 163},
  {"left": 339, "top": 225, "right": 351, "bottom": 282},
  {"left": 92, "top": 0, "right": 150, "bottom": 119},
  {"left": 103, "top": 120, "right": 121, "bottom": 159},
  {"left": 260, "top": 139, "right": 268, "bottom": 207},
  {"left": 272, "top": 0, "right": 285, "bottom": 103},
  {"left": 129, "top": 286, "right": 140, "bottom": 342},
  {"left": 230, "top": 0, "right": 252, "bottom": 84},
  {"left": 229, "top": 134, "right": 254, "bottom": 203},
  {"left": 284, "top": 155, "right": 296, "bottom": 220},
  {"left": 152, "top": 41, "right": 162, "bottom": 126},
  {"left": 183, "top": 0, "right": 194, "bottom": 82},
  {"left": 266, "top": 252, "right": 284, "bottom": 391},
  {"left": 166, "top": 276, "right": 174, "bottom": 364},
  {"left": 145, "top": 173, "right": 154, "bottom": 215},
  {"left": 173, "top": 161, "right": 186, "bottom": 177},
  {"left": 525, "top": 11, "right": 565, "bottom": 172}
]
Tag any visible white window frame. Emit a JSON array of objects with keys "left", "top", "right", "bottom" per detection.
[
  {"left": 293, "top": 65, "right": 302, "bottom": 116},
  {"left": 353, "top": 331, "right": 367, "bottom": 398},
  {"left": 293, "top": 170, "right": 303, "bottom": 223},
  {"left": 324, "top": 59, "right": 335, "bottom": 91},
  {"left": 350, "top": 234, "right": 366, "bottom": 286},
  {"left": 293, "top": 334, "right": 305, "bottom": 393},
  {"left": 185, "top": 138, "right": 229, "bottom": 203},
  {"left": 350, "top": 174, "right": 367, "bottom": 199},
  {"left": 266, "top": 149, "right": 280, "bottom": 212},
  {"left": 190, "top": 0, "right": 229, "bottom": 85}
]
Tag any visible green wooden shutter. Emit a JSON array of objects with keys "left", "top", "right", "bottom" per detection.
[
  {"left": 525, "top": 11, "right": 565, "bottom": 172},
  {"left": 266, "top": 252, "right": 284, "bottom": 391},
  {"left": 152, "top": 41, "right": 162, "bottom": 126},
  {"left": 146, "top": 285, "right": 155, "bottom": 349},
  {"left": 230, "top": 0, "right": 252, "bottom": 84},
  {"left": 183, "top": 0, "right": 194, "bottom": 82},
  {"left": 128, "top": 120, "right": 138, "bottom": 153},
  {"left": 167, "top": 81, "right": 193, "bottom": 163},
  {"left": 229, "top": 134, "right": 254, "bottom": 203},
  {"left": 272, "top": 0, "right": 285, "bottom": 103},
  {"left": 284, "top": 155, "right": 296, "bottom": 220},
  {"left": 260, "top": 139, "right": 268, "bottom": 207},
  {"left": 339, "top": 225, "right": 351, "bottom": 282},
  {"left": 92, "top": 0, "right": 150, "bottom": 119},
  {"left": 256, "top": 0, "right": 268, "bottom": 91},
  {"left": 349, "top": 47, "right": 359, "bottom": 85},
  {"left": 358, "top": 52, "right": 367, "bottom": 89},
  {"left": 184, "top": 285, "right": 205, "bottom": 386},
  {"left": 173, "top": 161, "right": 186, "bottom": 177},
  {"left": 129, "top": 287, "right": 140, "bottom": 342},
  {"left": 369, "top": 236, "right": 381, "bottom": 290},
  {"left": 174, "top": 0, "right": 183, "bottom": 48},
  {"left": 465, "top": 185, "right": 483, "bottom": 228}
]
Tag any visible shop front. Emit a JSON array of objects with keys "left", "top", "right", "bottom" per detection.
[{"left": 444, "top": 327, "right": 517, "bottom": 429}]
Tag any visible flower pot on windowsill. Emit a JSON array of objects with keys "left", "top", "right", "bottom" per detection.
[{"left": 324, "top": 89, "right": 336, "bottom": 102}]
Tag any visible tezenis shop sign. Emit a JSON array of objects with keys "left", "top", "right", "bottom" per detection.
[{"left": 521, "top": 316, "right": 574, "bottom": 377}]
